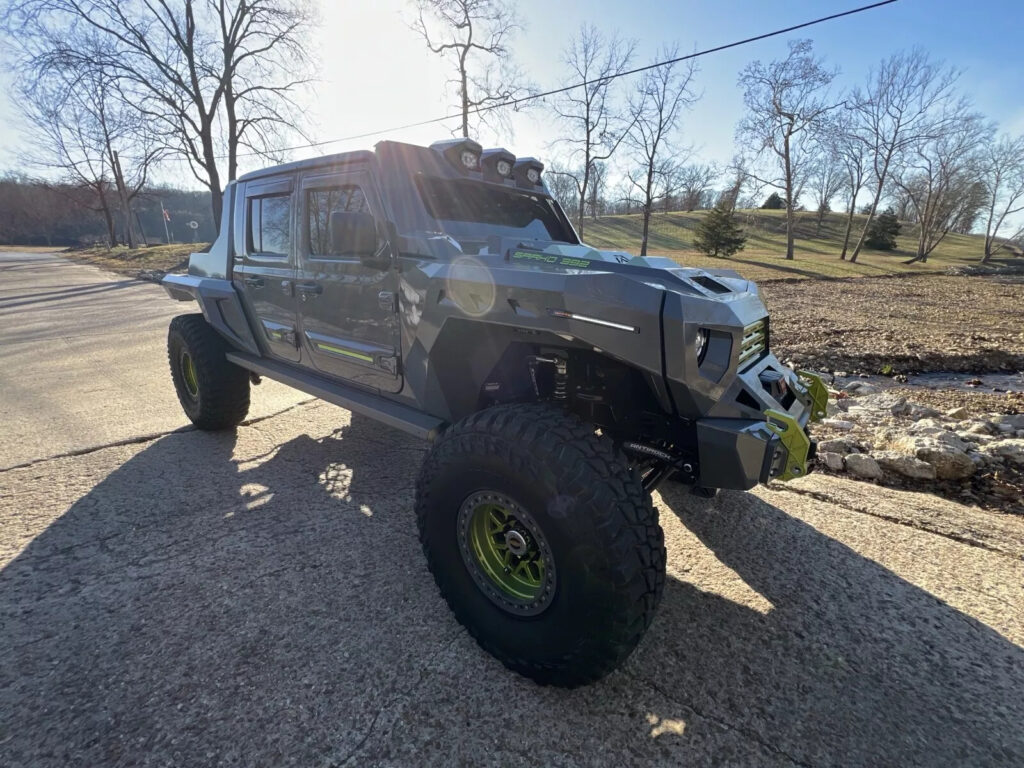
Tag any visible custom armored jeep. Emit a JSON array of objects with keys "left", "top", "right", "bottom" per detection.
[{"left": 163, "top": 137, "right": 827, "bottom": 687}]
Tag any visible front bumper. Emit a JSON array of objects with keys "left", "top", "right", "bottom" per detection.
[{"left": 694, "top": 370, "right": 827, "bottom": 490}]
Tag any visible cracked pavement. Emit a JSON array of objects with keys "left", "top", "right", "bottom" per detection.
[{"left": 1, "top": 252, "right": 1022, "bottom": 766}]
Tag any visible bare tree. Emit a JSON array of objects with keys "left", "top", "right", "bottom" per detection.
[
  {"left": 653, "top": 159, "right": 683, "bottom": 213},
  {"left": 411, "top": 0, "right": 530, "bottom": 139},
  {"left": 587, "top": 160, "right": 607, "bottom": 219},
  {"left": 16, "top": 43, "right": 161, "bottom": 248},
  {"left": 892, "top": 110, "right": 990, "bottom": 263},
  {"left": 625, "top": 46, "right": 698, "bottom": 256},
  {"left": 544, "top": 162, "right": 580, "bottom": 216},
  {"left": 980, "top": 132, "right": 1024, "bottom": 261},
  {"left": 950, "top": 180, "right": 988, "bottom": 235},
  {"left": 737, "top": 39, "right": 837, "bottom": 260},
  {"left": 830, "top": 107, "right": 870, "bottom": 259},
  {"left": 676, "top": 163, "right": 718, "bottom": 212},
  {"left": 717, "top": 156, "right": 750, "bottom": 213},
  {"left": 610, "top": 179, "right": 639, "bottom": 215},
  {"left": 7, "top": 0, "right": 315, "bottom": 226},
  {"left": 847, "top": 50, "right": 961, "bottom": 262},
  {"left": 554, "top": 24, "right": 635, "bottom": 239},
  {"left": 891, "top": 188, "right": 914, "bottom": 223},
  {"left": 806, "top": 133, "right": 845, "bottom": 235}
]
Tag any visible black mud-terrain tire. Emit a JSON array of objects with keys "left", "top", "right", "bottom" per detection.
[
  {"left": 167, "top": 313, "right": 250, "bottom": 430},
  {"left": 416, "top": 404, "right": 666, "bottom": 687}
]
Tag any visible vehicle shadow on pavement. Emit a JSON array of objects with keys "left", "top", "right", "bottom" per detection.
[
  {"left": 2, "top": 419, "right": 1021, "bottom": 766},
  {"left": 0, "top": 281, "right": 140, "bottom": 311}
]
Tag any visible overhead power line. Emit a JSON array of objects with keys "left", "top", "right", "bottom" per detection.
[{"left": 233, "top": 0, "right": 899, "bottom": 159}]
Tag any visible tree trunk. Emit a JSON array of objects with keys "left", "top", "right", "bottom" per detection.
[
  {"left": 225, "top": 85, "right": 238, "bottom": 182},
  {"left": 839, "top": 198, "right": 856, "bottom": 260},
  {"left": 111, "top": 151, "right": 137, "bottom": 249},
  {"left": 981, "top": 199, "right": 999, "bottom": 263},
  {"left": 201, "top": 118, "right": 223, "bottom": 229},
  {"left": 904, "top": 224, "right": 929, "bottom": 264},
  {"left": 783, "top": 133, "right": 794, "bottom": 260},
  {"left": 640, "top": 163, "right": 655, "bottom": 257},
  {"left": 848, "top": 185, "right": 884, "bottom": 263},
  {"left": 96, "top": 185, "right": 117, "bottom": 248},
  {"left": 577, "top": 159, "right": 590, "bottom": 240},
  {"left": 850, "top": 155, "right": 892, "bottom": 263}
]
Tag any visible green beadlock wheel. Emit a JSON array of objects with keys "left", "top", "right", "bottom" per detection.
[
  {"left": 167, "top": 313, "right": 250, "bottom": 430},
  {"left": 180, "top": 351, "right": 200, "bottom": 400},
  {"left": 458, "top": 491, "right": 556, "bottom": 616},
  {"left": 416, "top": 403, "right": 666, "bottom": 687}
]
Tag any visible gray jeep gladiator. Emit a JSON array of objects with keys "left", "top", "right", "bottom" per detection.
[{"left": 163, "top": 137, "right": 827, "bottom": 687}]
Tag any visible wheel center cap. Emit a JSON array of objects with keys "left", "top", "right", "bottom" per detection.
[{"left": 504, "top": 529, "right": 528, "bottom": 557}]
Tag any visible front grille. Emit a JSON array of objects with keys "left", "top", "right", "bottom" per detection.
[{"left": 739, "top": 319, "right": 768, "bottom": 368}]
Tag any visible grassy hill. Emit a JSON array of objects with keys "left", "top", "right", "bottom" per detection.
[{"left": 582, "top": 209, "right": 1014, "bottom": 282}]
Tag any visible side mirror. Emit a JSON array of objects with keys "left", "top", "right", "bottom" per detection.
[{"left": 330, "top": 210, "right": 380, "bottom": 258}]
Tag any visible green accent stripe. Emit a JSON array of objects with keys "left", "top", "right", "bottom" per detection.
[{"left": 315, "top": 342, "right": 374, "bottom": 363}]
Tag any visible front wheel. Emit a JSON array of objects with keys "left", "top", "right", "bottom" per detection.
[
  {"left": 416, "top": 404, "right": 665, "bottom": 687},
  {"left": 167, "top": 313, "right": 250, "bottom": 430}
]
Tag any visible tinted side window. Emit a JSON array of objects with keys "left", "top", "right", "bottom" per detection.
[
  {"left": 308, "top": 185, "right": 368, "bottom": 255},
  {"left": 248, "top": 194, "right": 291, "bottom": 256}
]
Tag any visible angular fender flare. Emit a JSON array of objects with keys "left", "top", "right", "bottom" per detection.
[{"left": 162, "top": 274, "right": 260, "bottom": 356}]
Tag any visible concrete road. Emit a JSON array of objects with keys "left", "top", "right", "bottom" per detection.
[
  {"left": 2, "top": 252, "right": 1022, "bottom": 767},
  {"left": 0, "top": 251, "right": 305, "bottom": 469}
]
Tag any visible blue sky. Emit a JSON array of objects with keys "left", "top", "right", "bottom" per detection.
[{"left": 1, "top": 0, "right": 1022, "bottom": 185}]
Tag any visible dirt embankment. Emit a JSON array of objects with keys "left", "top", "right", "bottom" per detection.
[{"left": 763, "top": 273, "right": 1024, "bottom": 375}]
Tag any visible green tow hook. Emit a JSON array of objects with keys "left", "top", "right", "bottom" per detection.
[
  {"left": 764, "top": 409, "right": 812, "bottom": 482},
  {"left": 797, "top": 370, "right": 829, "bottom": 422}
]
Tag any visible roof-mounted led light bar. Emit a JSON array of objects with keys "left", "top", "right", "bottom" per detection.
[
  {"left": 512, "top": 157, "right": 544, "bottom": 189},
  {"left": 481, "top": 147, "right": 516, "bottom": 182},
  {"left": 429, "top": 138, "right": 483, "bottom": 174},
  {"left": 429, "top": 139, "right": 543, "bottom": 188}
]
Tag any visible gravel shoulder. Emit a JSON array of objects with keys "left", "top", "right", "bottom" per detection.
[{"left": 762, "top": 271, "right": 1024, "bottom": 514}]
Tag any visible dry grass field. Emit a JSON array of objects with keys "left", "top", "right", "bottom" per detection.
[{"left": 584, "top": 208, "right": 1019, "bottom": 282}]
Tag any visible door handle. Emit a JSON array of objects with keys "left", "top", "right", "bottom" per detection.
[
  {"left": 296, "top": 282, "right": 322, "bottom": 301},
  {"left": 243, "top": 276, "right": 265, "bottom": 288}
]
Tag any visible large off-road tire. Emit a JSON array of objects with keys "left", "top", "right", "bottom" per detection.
[
  {"left": 167, "top": 313, "right": 250, "bottom": 430},
  {"left": 416, "top": 404, "right": 666, "bottom": 687}
]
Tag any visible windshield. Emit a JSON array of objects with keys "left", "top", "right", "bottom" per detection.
[{"left": 415, "top": 177, "right": 578, "bottom": 247}]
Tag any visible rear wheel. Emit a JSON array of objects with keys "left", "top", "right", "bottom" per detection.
[
  {"left": 416, "top": 404, "right": 665, "bottom": 687},
  {"left": 167, "top": 313, "right": 250, "bottom": 430}
]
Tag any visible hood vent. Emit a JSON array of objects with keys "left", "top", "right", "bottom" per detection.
[{"left": 692, "top": 275, "right": 731, "bottom": 294}]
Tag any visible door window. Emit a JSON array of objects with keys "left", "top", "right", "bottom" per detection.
[
  {"left": 248, "top": 194, "right": 292, "bottom": 256},
  {"left": 308, "top": 185, "right": 369, "bottom": 255}
]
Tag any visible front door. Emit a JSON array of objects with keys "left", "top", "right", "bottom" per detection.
[
  {"left": 233, "top": 176, "right": 300, "bottom": 362},
  {"left": 296, "top": 170, "right": 402, "bottom": 392}
]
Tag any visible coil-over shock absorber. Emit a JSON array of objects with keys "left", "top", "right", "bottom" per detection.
[{"left": 530, "top": 354, "right": 568, "bottom": 401}]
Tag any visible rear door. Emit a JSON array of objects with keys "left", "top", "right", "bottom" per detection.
[
  {"left": 296, "top": 170, "right": 402, "bottom": 392},
  {"left": 233, "top": 176, "right": 300, "bottom": 362}
]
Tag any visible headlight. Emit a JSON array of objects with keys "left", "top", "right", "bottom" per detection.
[
  {"left": 460, "top": 150, "right": 479, "bottom": 170},
  {"left": 695, "top": 328, "right": 709, "bottom": 364},
  {"left": 526, "top": 167, "right": 540, "bottom": 184},
  {"left": 496, "top": 159, "right": 512, "bottom": 177}
]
